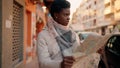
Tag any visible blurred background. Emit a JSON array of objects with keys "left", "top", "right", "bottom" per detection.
[{"left": 0, "top": 0, "right": 120, "bottom": 68}]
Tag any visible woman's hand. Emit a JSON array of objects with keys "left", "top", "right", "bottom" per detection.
[
  {"left": 61, "top": 56, "right": 75, "bottom": 68},
  {"left": 97, "top": 46, "right": 104, "bottom": 55}
]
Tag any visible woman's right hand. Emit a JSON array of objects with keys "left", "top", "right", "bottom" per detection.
[
  {"left": 97, "top": 46, "right": 104, "bottom": 55},
  {"left": 61, "top": 56, "right": 75, "bottom": 68}
]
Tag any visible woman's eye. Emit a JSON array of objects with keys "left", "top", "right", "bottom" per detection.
[{"left": 65, "top": 14, "right": 69, "bottom": 16}]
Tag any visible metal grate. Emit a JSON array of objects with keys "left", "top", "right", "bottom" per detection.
[{"left": 12, "top": 0, "right": 23, "bottom": 66}]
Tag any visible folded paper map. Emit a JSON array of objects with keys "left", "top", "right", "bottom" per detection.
[{"left": 79, "top": 33, "right": 103, "bottom": 54}]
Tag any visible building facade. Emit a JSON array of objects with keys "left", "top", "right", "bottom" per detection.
[
  {"left": 72, "top": 0, "right": 120, "bottom": 35},
  {"left": 0, "top": 0, "right": 46, "bottom": 68},
  {"left": 1, "top": 0, "right": 25, "bottom": 68}
]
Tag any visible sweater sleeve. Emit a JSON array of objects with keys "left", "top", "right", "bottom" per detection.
[{"left": 37, "top": 33, "right": 62, "bottom": 68}]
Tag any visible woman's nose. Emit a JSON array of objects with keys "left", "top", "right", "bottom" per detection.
[{"left": 67, "top": 17, "right": 70, "bottom": 20}]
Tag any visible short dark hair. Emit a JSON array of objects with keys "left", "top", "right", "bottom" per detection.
[
  {"left": 50, "top": 0, "right": 70, "bottom": 18},
  {"left": 43, "top": 0, "right": 54, "bottom": 8}
]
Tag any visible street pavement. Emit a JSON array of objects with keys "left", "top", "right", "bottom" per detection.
[{"left": 25, "top": 56, "right": 39, "bottom": 68}]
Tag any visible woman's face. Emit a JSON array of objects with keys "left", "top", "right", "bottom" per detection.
[{"left": 55, "top": 8, "right": 70, "bottom": 26}]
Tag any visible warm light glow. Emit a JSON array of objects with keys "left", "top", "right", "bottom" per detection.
[
  {"left": 67, "top": 0, "right": 82, "bottom": 20},
  {"left": 85, "top": 0, "right": 87, "bottom": 2},
  {"left": 42, "top": 6, "right": 47, "bottom": 13}
]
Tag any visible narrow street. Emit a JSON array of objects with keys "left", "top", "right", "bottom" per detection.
[{"left": 1, "top": 0, "right": 120, "bottom": 68}]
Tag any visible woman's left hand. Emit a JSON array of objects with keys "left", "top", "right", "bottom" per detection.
[{"left": 61, "top": 56, "right": 75, "bottom": 68}]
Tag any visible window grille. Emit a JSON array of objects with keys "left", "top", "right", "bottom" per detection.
[{"left": 12, "top": 0, "right": 23, "bottom": 66}]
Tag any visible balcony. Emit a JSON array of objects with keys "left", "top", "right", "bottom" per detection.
[
  {"left": 114, "top": 0, "right": 120, "bottom": 12},
  {"left": 104, "top": 6, "right": 113, "bottom": 15},
  {"left": 115, "top": 12, "right": 120, "bottom": 21}
]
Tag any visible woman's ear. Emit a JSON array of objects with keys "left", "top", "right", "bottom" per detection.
[{"left": 54, "top": 13, "right": 58, "bottom": 19}]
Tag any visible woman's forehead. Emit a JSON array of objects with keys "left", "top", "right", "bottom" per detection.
[{"left": 61, "top": 8, "right": 70, "bottom": 13}]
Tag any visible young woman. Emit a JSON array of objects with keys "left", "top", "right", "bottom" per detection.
[{"left": 37, "top": 0, "right": 80, "bottom": 68}]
